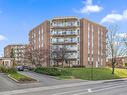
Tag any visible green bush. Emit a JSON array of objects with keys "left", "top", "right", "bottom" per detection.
[
  {"left": 0, "top": 67, "right": 17, "bottom": 74},
  {"left": 0, "top": 66, "right": 7, "bottom": 73},
  {"left": 124, "top": 63, "right": 127, "bottom": 67},
  {"left": 7, "top": 68, "right": 17, "bottom": 74},
  {"left": 34, "top": 67, "right": 71, "bottom": 76}
]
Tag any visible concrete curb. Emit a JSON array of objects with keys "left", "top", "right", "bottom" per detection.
[
  {"left": 99, "top": 78, "right": 127, "bottom": 83},
  {"left": 8, "top": 74, "right": 20, "bottom": 83}
]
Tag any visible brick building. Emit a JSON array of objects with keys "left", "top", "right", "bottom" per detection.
[
  {"left": 29, "top": 17, "right": 107, "bottom": 67},
  {"left": 4, "top": 44, "right": 28, "bottom": 65}
]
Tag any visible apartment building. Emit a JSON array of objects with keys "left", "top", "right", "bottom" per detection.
[
  {"left": 50, "top": 17, "right": 80, "bottom": 67},
  {"left": 80, "top": 18, "right": 107, "bottom": 67},
  {"left": 29, "top": 17, "right": 107, "bottom": 67},
  {"left": 29, "top": 21, "right": 50, "bottom": 67},
  {"left": 4, "top": 44, "right": 28, "bottom": 65}
]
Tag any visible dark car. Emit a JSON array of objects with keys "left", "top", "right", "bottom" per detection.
[
  {"left": 27, "top": 66, "right": 33, "bottom": 71},
  {"left": 17, "top": 66, "right": 24, "bottom": 71}
]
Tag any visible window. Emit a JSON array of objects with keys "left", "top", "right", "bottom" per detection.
[
  {"left": 88, "top": 23, "right": 90, "bottom": 54},
  {"left": 42, "top": 29, "right": 44, "bottom": 47},
  {"left": 77, "top": 29, "right": 79, "bottom": 34},
  {"left": 77, "top": 21, "right": 79, "bottom": 26},
  {"left": 77, "top": 37, "right": 79, "bottom": 43},
  {"left": 91, "top": 25, "right": 94, "bottom": 55},
  {"left": 78, "top": 60, "right": 79, "bottom": 64}
]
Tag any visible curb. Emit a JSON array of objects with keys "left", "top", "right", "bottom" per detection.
[
  {"left": 8, "top": 74, "right": 20, "bottom": 83},
  {"left": 100, "top": 78, "right": 127, "bottom": 83}
]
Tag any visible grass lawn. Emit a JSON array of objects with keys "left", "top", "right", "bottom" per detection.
[
  {"left": 58, "top": 68, "right": 127, "bottom": 80},
  {"left": 8, "top": 72, "right": 36, "bottom": 83}
]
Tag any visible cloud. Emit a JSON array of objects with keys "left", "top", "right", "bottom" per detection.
[
  {"left": 79, "top": 0, "right": 103, "bottom": 14},
  {"left": 0, "top": 35, "right": 6, "bottom": 41},
  {"left": 101, "top": 10, "right": 127, "bottom": 23}
]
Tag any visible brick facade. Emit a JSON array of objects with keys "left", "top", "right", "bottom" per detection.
[{"left": 29, "top": 17, "right": 107, "bottom": 67}]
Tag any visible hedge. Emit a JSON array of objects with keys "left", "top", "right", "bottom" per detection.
[
  {"left": 0, "top": 67, "right": 17, "bottom": 74},
  {"left": 34, "top": 67, "right": 71, "bottom": 76}
]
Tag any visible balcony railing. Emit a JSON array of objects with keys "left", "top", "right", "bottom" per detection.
[
  {"left": 51, "top": 26, "right": 79, "bottom": 29},
  {"left": 50, "top": 34, "right": 78, "bottom": 37},
  {"left": 50, "top": 58, "right": 77, "bottom": 61},
  {"left": 51, "top": 42, "right": 77, "bottom": 45},
  {"left": 51, "top": 49, "right": 77, "bottom": 53}
]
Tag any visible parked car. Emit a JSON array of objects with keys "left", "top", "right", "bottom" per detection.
[
  {"left": 27, "top": 66, "right": 33, "bottom": 71},
  {"left": 17, "top": 66, "right": 24, "bottom": 71},
  {"left": 23, "top": 66, "right": 28, "bottom": 69}
]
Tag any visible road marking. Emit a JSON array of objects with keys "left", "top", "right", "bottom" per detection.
[
  {"left": 88, "top": 88, "right": 92, "bottom": 92},
  {"left": 52, "top": 82, "right": 127, "bottom": 95},
  {"left": 73, "top": 84, "right": 127, "bottom": 95}
]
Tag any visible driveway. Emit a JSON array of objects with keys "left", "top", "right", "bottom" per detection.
[
  {"left": 0, "top": 73, "right": 19, "bottom": 92},
  {"left": 19, "top": 71, "right": 87, "bottom": 86},
  {"left": 0, "top": 72, "right": 45, "bottom": 92}
]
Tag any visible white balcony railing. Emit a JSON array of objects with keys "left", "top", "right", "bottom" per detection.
[{"left": 52, "top": 21, "right": 78, "bottom": 27}]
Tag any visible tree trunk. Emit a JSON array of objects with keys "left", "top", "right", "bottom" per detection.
[
  {"left": 62, "top": 60, "right": 65, "bottom": 68},
  {"left": 112, "top": 62, "right": 115, "bottom": 74}
]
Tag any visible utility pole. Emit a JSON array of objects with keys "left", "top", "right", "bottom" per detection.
[{"left": 91, "top": 62, "right": 93, "bottom": 80}]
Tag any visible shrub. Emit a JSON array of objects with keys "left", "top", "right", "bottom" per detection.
[
  {"left": 0, "top": 66, "right": 7, "bottom": 73},
  {"left": 124, "top": 63, "right": 127, "bottom": 67},
  {"left": 0, "top": 67, "right": 17, "bottom": 74},
  {"left": 72, "top": 65, "right": 86, "bottom": 68},
  {"left": 34, "top": 67, "right": 71, "bottom": 76},
  {"left": 7, "top": 68, "right": 17, "bottom": 74}
]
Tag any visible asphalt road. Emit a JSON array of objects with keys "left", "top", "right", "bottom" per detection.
[
  {"left": 0, "top": 79, "right": 127, "bottom": 95},
  {"left": 1, "top": 72, "right": 127, "bottom": 95}
]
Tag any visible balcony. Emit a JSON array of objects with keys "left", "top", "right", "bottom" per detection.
[
  {"left": 51, "top": 49, "right": 77, "bottom": 53},
  {"left": 51, "top": 26, "right": 79, "bottom": 29},
  {"left": 50, "top": 34, "right": 77, "bottom": 37},
  {"left": 51, "top": 57, "right": 77, "bottom": 61},
  {"left": 52, "top": 17, "right": 78, "bottom": 21},
  {"left": 51, "top": 42, "right": 77, "bottom": 45}
]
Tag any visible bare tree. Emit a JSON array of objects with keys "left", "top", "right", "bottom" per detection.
[
  {"left": 23, "top": 43, "right": 50, "bottom": 67},
  {"left": 107, "top": 25, "right": 127, "bottom": 74},
  {"left": 51, "top": 46, "right": 71, "bottom": 67},
  {"left": 123, "top": 33, "right": 127, "bottom": 47},
  {"left": 32, "top": 48, "right": 49, "bottom": 67},
  {"left": 23, "top": 45, "right": 34, "bottom": 66}
]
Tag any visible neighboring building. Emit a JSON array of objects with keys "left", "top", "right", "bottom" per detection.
[
  {"left": 0, "top": 57, "right": 14, "bottom": 68},
  {"left": 29, "top": 21, "right": 50, "bottom": 67},
  {"left": 80, "top": 18, "right": 107, "bottom": 67},
  {"left": 106, "top": 57, "right": 127, "bottom": 68},
  {"left": 29, "top": 17, "right": 107, "bottom": 67},
  {"left": 4, "top": 44, "right": 28, "bottom": 65}
]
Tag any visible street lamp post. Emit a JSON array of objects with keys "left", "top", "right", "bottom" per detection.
[{"left": 91, "top": 62, "right": 93, "bottom": 80}]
